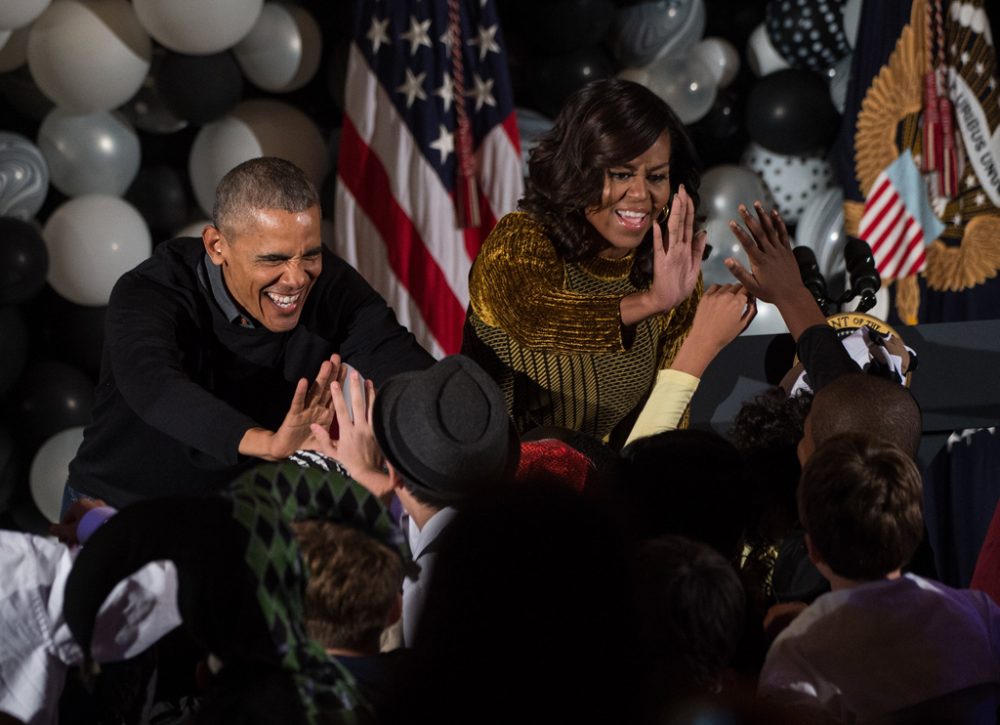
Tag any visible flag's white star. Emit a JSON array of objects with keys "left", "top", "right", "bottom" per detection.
[
  {"left": 965, "top": 173, "right": 978, "bottom": 189},
  {"left": 397, "top": 68, "right": 428, "bottom": 107},
  {"left": 435, "top": 73, "right": 455, "bottom": 112},
  {"left": 975, "top": 191, "right": 987, "bottom": 205},
  {"left": 975, "top": 61, "right": 985, "bottom": 75},
  {"left": 439, "top": 27, "right": 454, "bottom": 51},
  {"left": 466, "top": 72, "right": 496, "bottom": 112},
  {"left": 468, "top": 24, "right": 500, "bottom": 62},
  {"left": 961, "top": 51, "right": 971, "bottom": 64},
  {"left": 429, "top": 124, "right": 455, "bottom": 164},
  {"left": 401, "top": 15, "right": 432, "bottom": 56},
  {"left": 952, "top": 213, "right": 962, "bottom": 226},
  {"left": 367, "top": 16, "right": 391, "bottom": 54}
]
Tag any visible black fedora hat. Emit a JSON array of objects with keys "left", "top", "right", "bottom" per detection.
[{"left": 373, "top": 355, "right": 519, "bottom": 503}]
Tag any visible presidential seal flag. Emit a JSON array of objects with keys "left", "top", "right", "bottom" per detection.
[{"left": 334, "top": 0, "right": 522, "bottom": 357}]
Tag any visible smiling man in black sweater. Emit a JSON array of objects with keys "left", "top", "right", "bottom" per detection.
[{"left": 64, "top": 157, "right": 433, "bottom": 508}]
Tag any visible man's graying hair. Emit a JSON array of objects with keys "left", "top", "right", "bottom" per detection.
[{"left": 213, "top": 157, "right": 319, "bottom": 236}]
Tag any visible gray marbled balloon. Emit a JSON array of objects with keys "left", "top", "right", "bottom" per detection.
[
  {"left": 0, "top": 132, "right": 48, "bottom": 220},
  {"left": 612, "top": 0, "right": 706, "bottom": 69}
]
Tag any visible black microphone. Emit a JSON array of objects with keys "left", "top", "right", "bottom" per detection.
[
  {"left": 844, "top": 236, "right": 880, "bottom": 312},
  {"left": 793, "top": 246, "right": 831, "bottom": 314}
]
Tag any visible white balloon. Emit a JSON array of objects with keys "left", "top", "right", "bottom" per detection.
[
  {"left": 701, "top": 217, "right": 748, "bottom": 287},
  {"left": 43, "top": 195, "right": 151, "bottom": 306},
  {"left": 30, "top": 426, "right": 85, "bottom": 524},
  {"left": 796, "top": 187, "right": 847, "bottom": 281},
  {"left": 699, "top": 164, "right": 774, "bottom": 222},
  {"left": 133, "top": 0, "right": 263, "bottom": 54},
  {"left": 692, "top": 37, "right": 740, "bottom": 88},
  {"left": 38, "top": 109, "right": 141, "bottom": 197},
  {"left": 0, "top": 25, "right": 28, "bottom": 72},
  {"left": 516, "top": 107, "right": 553, "bottom": 179},
  {"left": 617, "top": 66, "right": 651, "bottom": 86},
  {"left": 189, "top": 99, "right": 330, "bottom": 217},
  {"left": 746, "top": 22, "right": 790, "bottom": 77},
  {"left": 743, "top": 301, "right": 788, "bottom": 336},
  {"left": 643, "top": 55, "right": 717, "bottom": 124},
  {"left": 741, "top": 143, "right": 835, "bottom": 223},
  {"left": 27, "top": 0, "right": 151, "bottom": 113},
  {"left": 613, "top": 0, "right": 706, "bottom": 67},
  {"left": 0, "top": 0, "right": 50, "bottom": 31},
  {"left": 843, "top": 0, "right": 862, "bottom": 48},
  {"left": 234, "top": 3, "right": 322, "bottom": 93}
]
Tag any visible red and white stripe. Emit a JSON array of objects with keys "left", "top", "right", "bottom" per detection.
[
  {"left": 859, "top": 173, "right": 928, "bottom": 281},
  {"left": 334, "top": 43, "right": 522, "bottom": 357}
]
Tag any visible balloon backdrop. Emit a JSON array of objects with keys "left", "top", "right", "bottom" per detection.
[
  {"left": 30, "top": 425, "right": 85, "bottom": 523},
  {"left": 234, "top": 3, "right": 323, "bottom": 93},
  {"left": 125, "top": 165, "right": 189, "bottom": 241},
  {"left": 25, "top": 288, "right": 107, "bottom": 379},
  {"left": 0, "top": 427, "right": 17, "bottom": 515},
  {"left": 188, "top": 99, "right": 330, "bottom": 217},
  {"left": 796, "top": 186, "right": 847, "bottom": 281},
  {"left": 743, "top": 301, "right": 788, "bottom": 336},
  {"left": 699, "top": 164, "right": 774, "bottom": 221},
  {"left": 745, "top": 22, "right": 790, "bottom": 76},
  {"left": 0, "top": 26, "right": 29, "bottom": 72},
  {"left": 644, "top": 54, "right": 717, "bottom": 124},
  {"left": 175, "top": 219, "right": 212, "bottom": 239},
  {"left": 26, "top": 0, "right": 151, "bottom": 113},
  {"left": 515, "top": 0, "right": 616, "bottom": 57},
  {"left": 0, "top": 0, "right": 51, "bottom": 31},
  {"left": 42, "top": 195, "right": 151, "bottom": 306},
  {"left": 132, "top": 0, "right": 263, "bottom": 55},
  {"left": 0, "top": 217, "right": 47, "bottom": 304},
  {"left": 37, "top": 109, "right": 140, "bottom": 197},
  {"left": 689, "top": 88, "right": 746, "bottom": 167},
  {"left": 516, "top": 107, "right": 554, "bottom": 179},
  {"left": 745, "top": 68, "right": 839, "bottom": 154},
  {"left": 532, "top": 47, "right": 616, "bottom": 119},
  {"left": 157, "top": 51, "right": 244, "bottom": 125},
  {"left": 765, "top": 0, "right": 850, "bottom": 71},
  {"left": 118, "top": 47, "right": 188, "bottom": 135},
  {"left": 0, "top": 306, "right": 28, "bottom": 398},
  {"left": 826, "top": 53, "right": 852, "bottom": 113},
  {"left": 741, "top": 143, "right": 835, "bottom": 223},
  {"left": 701, "top": 216, "right": 749, "bottom": 287},
  {"left": 0, "top": 131, "right": 47, "bottom": 219},
  {"left": 11, "top": 362, "right": 94, "bottom": 454},
  {"left": 842, "top": 0, "right": 861, "bottom": 48},
  {"left": 692, "top": 36, "right": 740, "bottom": 87},
  {"left": 612, "top": 0, "right": 707, "bottom": 68}
]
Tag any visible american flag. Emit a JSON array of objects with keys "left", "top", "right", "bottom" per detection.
[
  {"left": 334, "top": 0, "right": 522, "bottom": 357},
  {"left": 858, "top": 150, "right": 945, "bottom": 281}
]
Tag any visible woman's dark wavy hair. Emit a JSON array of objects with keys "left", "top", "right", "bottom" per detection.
[{"left": 520, "top": 78, "right": 701, "bottom": 288}]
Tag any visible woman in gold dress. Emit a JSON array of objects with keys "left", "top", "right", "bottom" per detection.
[{"left": 462, "top": 78, "right": 706, "bottom": 446}]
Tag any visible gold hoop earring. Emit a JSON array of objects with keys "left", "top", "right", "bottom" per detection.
[{"left": 656, "top": 205, "right": 669, "bottom": 224}]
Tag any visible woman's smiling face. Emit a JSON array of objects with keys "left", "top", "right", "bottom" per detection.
[{"left": 585, "top": 133, "right": 672, "bottom": 259}]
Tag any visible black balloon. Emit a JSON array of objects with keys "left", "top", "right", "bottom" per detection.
[
  {"left": 158, "top": 51, "right": 244, "bottom": 125},
  {"left": 746, "top": 69, "right": 839, "bottom": 154},
  {"left": 0, "top": 306, "right": 28, "bottom": 400},
  {"left": 0, "top": 217, "right": 48, "bottom": 304},
  {"left": 517, "top": 0, "right": 616, "bottom": 56},
  {"left": 25, "top": 287, "right": 107, "bottom": 380},
  {"left": 10, "top": 361, "right": 95, "bottom": 455},
  {"left": 765, "top": 0, "right": 850, "bottom": 72},
  {"left": 532, "top": 46, "right": 615, "bottom": 118},
  {"left": 690, "top": 88, "right": 748, "bottom": 167},
  {"left": 0, "top": 427, "right": 18, "bottom": 514},
  {"left": 125, "top": 166, "right": 190, "bottom": 241}
]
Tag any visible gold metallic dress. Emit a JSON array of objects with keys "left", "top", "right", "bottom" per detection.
[{"left": 462, "top": 212, "right": 701, "bottom": 444}]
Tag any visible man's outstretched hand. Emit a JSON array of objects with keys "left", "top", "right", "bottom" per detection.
[{"left": 239, "top": 353, "right": 346, "bottom": 461}]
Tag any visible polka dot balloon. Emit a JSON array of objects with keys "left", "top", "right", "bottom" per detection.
[
  {"left": 764, "top": 0, "right": 851, "bottom": 72},
  {"left": 740, "top": 142, "right": 835, "bottom": 223}
]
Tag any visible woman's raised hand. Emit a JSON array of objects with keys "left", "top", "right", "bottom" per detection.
[{"left": 648, "top": 184, "right": 706, "bottom": 313}]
